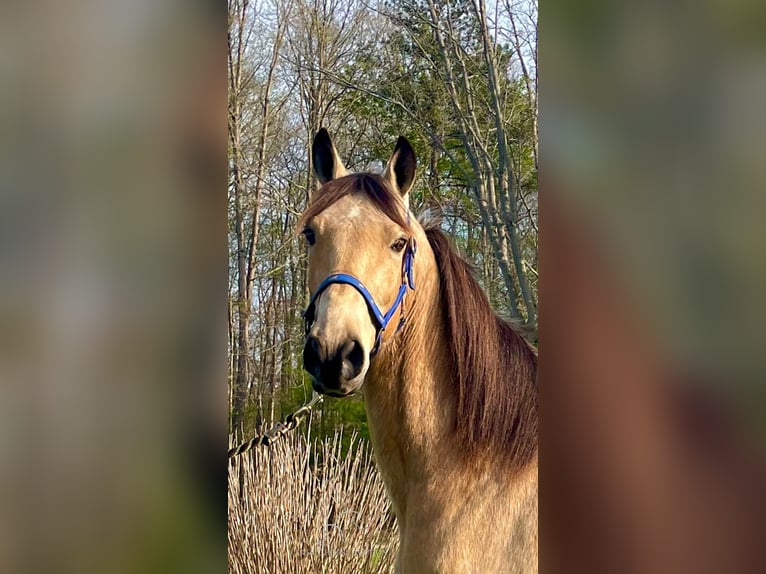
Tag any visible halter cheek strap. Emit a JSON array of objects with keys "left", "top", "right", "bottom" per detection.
[{"left": 303, "top": 238, "right": 417, "bottom": 356}]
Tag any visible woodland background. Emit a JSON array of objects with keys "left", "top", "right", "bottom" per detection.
[{"left": 228, "top": 0, "right": 538, "bottom": 442}]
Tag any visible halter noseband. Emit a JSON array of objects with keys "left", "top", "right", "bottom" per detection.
[{"left": 303, "top": 237, "right": 417, "bottom": 355}]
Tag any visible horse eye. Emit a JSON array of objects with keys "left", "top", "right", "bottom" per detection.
[
  {"left": 302, "top": 227, "right": 316, "bottom": 246},
  {"left": 391, "top": 237, "right": 407, "bottom": 252}
]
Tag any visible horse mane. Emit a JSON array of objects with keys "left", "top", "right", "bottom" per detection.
[{"left": 422, "top": 219, "right": 538, "bottom": 470}]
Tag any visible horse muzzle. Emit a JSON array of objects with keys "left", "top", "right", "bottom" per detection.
[{"left": 303, "top": 334, "right": 367, "bottom": 396}]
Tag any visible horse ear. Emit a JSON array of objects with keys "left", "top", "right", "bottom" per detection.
[
  {"left": 383, "top": 136, "right": 416, "bottom": 205},
  {"left": 312, "top": 128, "right": 347, "bottom": 184}
]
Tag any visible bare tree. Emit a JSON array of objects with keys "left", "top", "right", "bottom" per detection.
[
  {"left": 397, "top": 0, "right": 538, "bottom": 325},
  {"left": 229, "top": 0, "right": 291, "bottom": 434}
]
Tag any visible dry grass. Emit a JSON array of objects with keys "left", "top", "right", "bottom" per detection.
[{"left": 228, "top": 431, "right": 398, "bottom": 573}]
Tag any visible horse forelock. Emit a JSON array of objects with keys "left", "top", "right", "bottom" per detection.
[{"left": 297, "top": 173, "right": 412, "bottom": 234}]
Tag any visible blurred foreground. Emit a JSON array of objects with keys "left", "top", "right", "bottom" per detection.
[
  {"left": 541, "top": 0, "right": 766, "bottom": 571},
  {"left": 0, "top": 1, "right": 225, "bottom": 572}
]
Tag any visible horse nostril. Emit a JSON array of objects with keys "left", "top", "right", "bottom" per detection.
[
  {"left": 340, "top": 339, "right": 365, "bottom": 380},
  {"left": 305, "top": 336, "right": 364, "bottom": 386},
  {"left": 303, "top": 335, "right": 324, "bottom": 378}
]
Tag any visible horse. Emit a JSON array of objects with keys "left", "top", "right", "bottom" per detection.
[{"left": 298, "top": 128, "right": 538, "bottom": 573}]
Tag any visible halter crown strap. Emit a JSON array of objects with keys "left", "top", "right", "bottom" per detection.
[{"left": 303, "top": 238, "right": 417, "bottom": 355}]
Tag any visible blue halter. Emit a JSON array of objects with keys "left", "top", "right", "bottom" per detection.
[{"left": 303, "top": 238, "right": 417, "bottom": 355}]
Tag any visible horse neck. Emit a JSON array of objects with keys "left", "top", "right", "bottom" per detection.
[{"left": 364, "top": 238, "right": 455, "bottom": 485}]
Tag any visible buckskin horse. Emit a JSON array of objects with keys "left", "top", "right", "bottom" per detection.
[{"left": 299, "top": 129, "right": 538, "bottom": 573}]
